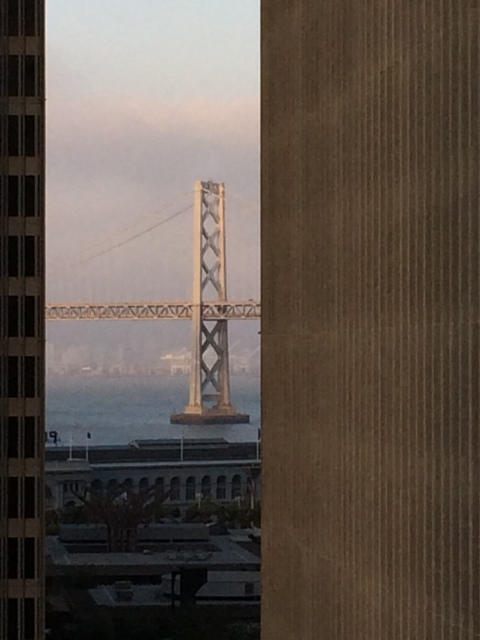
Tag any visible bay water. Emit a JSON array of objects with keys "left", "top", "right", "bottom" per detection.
[{"left": 46, "top": 374, "right": 261, "bottom": 447}]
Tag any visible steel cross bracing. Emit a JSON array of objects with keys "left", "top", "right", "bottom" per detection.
[
  {"left": 173, "top": 180, "right": 250, "bottom": 423},
  {"left": 45, "top": 301, "right": 260, "bottom": 321}
]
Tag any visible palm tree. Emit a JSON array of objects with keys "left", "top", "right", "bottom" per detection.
[{"left": 74, "top": 482, "right": 171, "bottom": 552}]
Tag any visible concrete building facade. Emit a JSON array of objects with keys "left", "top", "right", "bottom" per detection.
[
  {"left": 261, "top": 2, "right": 479, "bottom": 639},
  {"left": 0, "top": 2, "right": 45, "bottom": 639},
  {"left": 44, "top": 440, "right": 261, "bottom": 512}
]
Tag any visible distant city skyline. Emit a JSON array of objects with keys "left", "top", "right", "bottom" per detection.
[{"left": 46, "top": 336, "right": 260, "bottom": 377}]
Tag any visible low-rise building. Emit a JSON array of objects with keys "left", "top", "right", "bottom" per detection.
[{"left": 46, "top": 438, "right": 262, "bottom": 511}]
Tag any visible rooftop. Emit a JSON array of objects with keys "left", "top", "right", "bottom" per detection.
[
  {"left": 46, "top": 533, "right": 261, "bottom": 576},
  {"left": 89, "top": 574, "right": 261, "bottom": 607},
  {"left": 46, "top": 439, "right": 261, "bottom": 465}
]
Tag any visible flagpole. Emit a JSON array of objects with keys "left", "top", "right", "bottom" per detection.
[
  {"left": 69, "top": 434, "right": 73, "bottom": 460},
  {"left": 180, "top": 427, "right": 184, "bottom": 462},
  {"left": 86, "top": 432, "right": 89, "bottom": 462},
  {"left": 256, "top": 428, "right": 261, "bottom": 460}
]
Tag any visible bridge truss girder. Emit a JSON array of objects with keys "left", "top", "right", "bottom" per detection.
[{"left": 45, "top": 301, "right": 260, "bottom": 321}]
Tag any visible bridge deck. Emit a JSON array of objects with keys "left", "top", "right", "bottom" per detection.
[{"left": 45, "top": 301, "right": 260, "bottom": 320}]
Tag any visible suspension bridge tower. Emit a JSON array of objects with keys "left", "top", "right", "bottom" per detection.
[{"left": 171, "top": 181, "right": 250, "bottom": 425}]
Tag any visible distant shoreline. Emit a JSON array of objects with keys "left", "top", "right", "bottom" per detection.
[{"left": 47, "top": 371, "right": 260, "bottom": 379}]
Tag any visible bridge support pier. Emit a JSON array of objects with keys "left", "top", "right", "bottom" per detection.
[{"left": 171, "top": 181, "right": 249, "bottom": 426}]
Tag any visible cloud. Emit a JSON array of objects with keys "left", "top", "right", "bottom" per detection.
[
  {"left": 46, "top": 91, "right": 260, "bottom": 303},
  {"left": 47, "top": 93, "right": 259, "bottom": 221},
  {"left": 47, "top": 94, "right": 259, "bottom": 183}
]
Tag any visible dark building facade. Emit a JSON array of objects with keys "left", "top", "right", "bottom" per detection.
[
  {"left": 0, "top": 1, "right": 45, "bottom": 639},
  {"left": 261, "top": 2, "right": 479, "bottom": 639}
]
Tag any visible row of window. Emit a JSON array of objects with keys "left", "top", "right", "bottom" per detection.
[
  {"left": 7, "top": 115, "right": 40, "bottom": 157},
  {"left": 0, "top": 236, "right": 38, "bottom": 277},
  {"left": 1, "top": 296, "right": 40, "bottom": 338},
  {"left": 99, "top": 475, "right": 244, "bottom": 502},
  {"left": 7, "top": 537, "right": 36, "bottom": 579},
  {"left": 4, "top": 55, "right": 41, "bottom": 97},
  {"left": 0, "top": 175, "right": 42, "bottom": 217},
  {"left": 7, "top": 417, "right": 37, "bottom": 459},
  {"left": 4, "top": 598, "right": 36, "bottom": 640},
  {"left": 3, "top": 0, "right": 38, "bottom": 37},
  {"left": 0, "top": 357, "right": 39, "bottom": 398},
  {"left": 62, "top": 482, "right": 82, "bottom": 495},
  {"left": 6, "top": 477, "right": 37, "bottom": 519}
]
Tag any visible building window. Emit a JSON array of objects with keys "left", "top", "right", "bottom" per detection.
[
  {"left": 7, "top": 538, "right": 18, "bottom": 579},
  {"left": 6, "top": 357, "right": 38, "bottom": 398},
  {"left": 24, "top": 477, "right": 36, "bottom": 518},
  {"left": 25, "top": 116, "right": 36, "bottom": 157},
  {"left": 7, "top": 56, "right": 37, "bottom": 98},
  {"left": 5, "top": 236, "right": 38, "bottom": 277},
  {"left": 7, "top": 0, "right": 19, "bottom": 36},
  {"left": 201, "top": 475, "right": 212, "bottom": 498},
  {"left": 8, "top": 236, "right": 19, "bottom": 277},
  {"left": 24, "top": 597, "right": 35, "bottom": 640},
  {"left": 24, "top": 296, "right": 36, "bottom": 337},
  {"left": 5, "top": 176, "right": 38, "bottom": 218},
  {"left": 8, "top": 477, "right": 19, "bottom": 518},
  {"left": 8, "top": 56, "right": 20, "bottom": 96},
  {"left": 7, "top": 538, "right": 35, "bottom": 579},
  {"left": 8, "top": 116, "right": 19, "bottom": 156},
  {"left": 8, "top": 296, "right": 19, "bottom": 336},
  {"left": 5, "top": 0, "right": 37, "bottom": 38},
  {"left": 154, "top": 477, "right": 164, "bottom": 494},
  {"left": 25, "top": 56, "right": 36, "bottom": 97},
  {"left": 25, "top": 0, "right": 37, "bottom": 37},
  {"left": 8, "top": 417, "right": 19, "bottom": 459},
  {"left": 8, "top": 599, "right": 18, "bottom": 640},
  {"left": 8, "top": 175, "right": 19, "bottom": 217},
  {"left": 7, "top": 296, "right": 36, "bottom": 337},
  {"left": 25, "top": 236, "right": 36, "bottom": 276},
  {"left": 24, "top": 356, "right": 36, "bottom": 398},
  {"left": 6, "top": 418, "right": 37, "bottom": 458},
  {"left": 8, "top": 356, "right": 19, "bottom": 398},
  {"left": 231, "top": 475, "right": 242, "bottom": 500},
  {"left": 24, "top": 538, "right": 35, "bottom": 579},
  {"left": 216, "top": 475, "right": 226, "bottom": 500},
  {"left": 185, "top": 477, "right": 196, "bottom": 501},
  {"left": 7, "top": 116, "right": 38, "bottom": 157},
  {"left": 24, "top": 417, "right": 36, "bottom": 458},
  {"left": 170, "top": 477, "right": 180, "bottom": 501},
  {"left": 2, "top": 55, "right": 37, "bottom": 98},
  {"left": 25, "top": 176, "right": 37, "bottom": 217},
  {"left": 139, "top": 477, "right": 149, "bottom": 492}
]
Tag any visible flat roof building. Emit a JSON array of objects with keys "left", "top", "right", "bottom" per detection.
[{"left": 44, "top": 439, "right": 261, "bottom": 511}]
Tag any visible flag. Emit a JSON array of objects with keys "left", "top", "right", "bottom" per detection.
[{"left": 87, "top": 432, "right": 91, "bottom": 439}]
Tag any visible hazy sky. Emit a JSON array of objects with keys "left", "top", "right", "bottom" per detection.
[
  {"left": 48, "top": 1, "right": 259, "bottom": 102},
  {"left": 46, "top": 1, "right": 260, "bottom": 303}
]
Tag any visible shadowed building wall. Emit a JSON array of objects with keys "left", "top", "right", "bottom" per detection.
[
  {"left": 261, "top": 2, "right": 479, "bottom": 638},
  {"left": 0, "top": 2, "right": 45, "bottom": 639}
]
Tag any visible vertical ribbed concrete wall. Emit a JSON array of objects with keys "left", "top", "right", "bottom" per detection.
[{"left": 261, "top": 3, "right": 479, "bottom": 638}]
